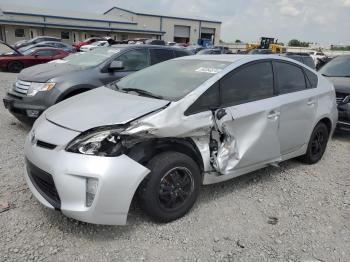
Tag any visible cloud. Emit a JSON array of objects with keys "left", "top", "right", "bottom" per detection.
[{"left": 0, "top": 0, "right": 349, "bottom": 44}]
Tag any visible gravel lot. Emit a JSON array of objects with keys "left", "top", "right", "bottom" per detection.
[{"left": 0, "top": 72, "right": 349, "bottom": 262}]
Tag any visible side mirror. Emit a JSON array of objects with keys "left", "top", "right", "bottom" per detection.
[
  {"left": 109, "top": 60, "right": 124, "bottom": 71},
  {"left": 34, "top": 54, "right": 39, "bottom": 58}
]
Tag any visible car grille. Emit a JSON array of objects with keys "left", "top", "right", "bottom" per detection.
[
  {"left": 336, "top": 92, "right": 350, "bottom": 104},
  {"left": 14, "top": 80, "right": 31, "bottom": 95},
  {"left": 26, "top": 159, "right": 61, "bottom": 209}
]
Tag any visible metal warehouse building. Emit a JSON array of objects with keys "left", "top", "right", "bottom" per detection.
[{"left": 0, "top": 5, "right": 221, "bottom": 46}]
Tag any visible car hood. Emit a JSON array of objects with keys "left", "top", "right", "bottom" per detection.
[
  {"left": 18, "top": 62, "right": 83, "bottom": 82},
  {"left": 45, "top": 87, "right": 170, "bottom": 132},
  {"left": 327, "top": 77, "right": 350, "bottom": 93}
]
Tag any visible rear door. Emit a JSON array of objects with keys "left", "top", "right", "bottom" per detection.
[
  {"left": 273, "top": 61, "right": 317, "bottom": 155},
  {"left": 214, "top": 61, "right": 281, "bottom": 174}
]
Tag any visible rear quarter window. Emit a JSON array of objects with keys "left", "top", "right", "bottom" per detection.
[{"left": 304, "top": 69, "right": 318, "bottom": 89}]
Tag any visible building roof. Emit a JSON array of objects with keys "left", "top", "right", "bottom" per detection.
[
  {"left": 0, "top": 5, "right": 136, "bottom": 25},
  {"left": 104, "top": 6, "right": 222, "bottom": 24}
]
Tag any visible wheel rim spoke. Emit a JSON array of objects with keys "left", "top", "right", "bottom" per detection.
[{"left": 159, "top": 167, "right": 194, "bottom": 211}]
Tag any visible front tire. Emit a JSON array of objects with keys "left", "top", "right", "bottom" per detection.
[
  {"left": 7, "top": 61, "right": 24, "bottom": 73},
  {"left": 139, "top": 152, "right": 201, "bottom": 223},
  {"left": 300, "top": 122, "right": 329, "bottom": 164}
]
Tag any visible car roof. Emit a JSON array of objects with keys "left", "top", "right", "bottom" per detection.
[
  {"left": 110, "top": 44, "right": 192, "bottom": 52},
  {"left": 178, "top": 54, "right": 311, "bottom": 65},
  {"left": 28, "top": 47, "right": 66, "bottom": 52}
]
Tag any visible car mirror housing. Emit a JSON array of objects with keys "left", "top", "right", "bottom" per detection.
[{"left": 109, "top": 60, "right": 124, "bottom": 71}]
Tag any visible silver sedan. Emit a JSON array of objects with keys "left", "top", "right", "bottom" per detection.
[{"left": 24, "top": 55, "right": 338, "bottom": 225}]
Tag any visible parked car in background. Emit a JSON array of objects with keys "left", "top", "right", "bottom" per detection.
[
  {"left": 281, "top": 53, "right": 316, "bottom": 69},
  {"left": 248, "top": 49, "right": 273, "bottom": 54},
  {"left": 186, "top": 45, "right": 205, "bottom": 54},
  {"left": 145, "top": 39, "right": 166, "bottom": 45},
  {"left": 197, "top": 48, "right": 232, "bottom": 55},
  {"left": 3, "top": 45, "right": 191, "bottom": 123},
  {"left": 23, "top": 55, "right": 337, "bottom": 225},
  {"left": 73, "top": 37, "right": 105, "bottom": 51},
  {"left": 0, "top": 47, "right": 69, "bottom": 73},
  {"left": 319, "top": 55, "right": 350, "bottom": 130},
  {"left": 18, "top": 41, "right": 77, "bottom": 54},
  {"left": 80, "top": 41, "right": 109, "bottom": 52},
  {"left": 309, "top": 51, "right": 327, "bottom": 65},
  {"left": 13, "top": 36, "right": 61, "bottom": 50}
]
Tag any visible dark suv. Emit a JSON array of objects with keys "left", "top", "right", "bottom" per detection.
[
  {"left": 281, "top": 53, "right": 316, "bottom": 70},
  {"left": 3, "top": 45, "right": 192, "bottom": 123},
  {"left": 319, "top": 55, "right": 350, "bottom": 130}
]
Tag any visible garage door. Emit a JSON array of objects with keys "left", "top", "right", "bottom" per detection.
[
  {"left": 201, "top": 27, "right": 215, "bottom": 34},
  {"left": 174, "top": 25, "right": 190, "bottom": 38}
]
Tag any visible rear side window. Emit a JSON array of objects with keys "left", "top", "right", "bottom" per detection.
[
  {"left": 185, "top": 82, "right": 220, "bottom": 115},
  {"left": 220, "top": 61, "right": 274, "bottom": 106},
  {"left": 150, "top": 49, "right": 175, "bottom": 64},
  {"left": 302, "top": 57, "right": 316, "bottom": 69},
  {"left": 274, "top": 62, "right": 306, "bottom": 94},
  {"left": 304, "top": 69, "right": 318, "bottom": 89},
  {"left": 116, "top": 49, "right": 149, "bottom": 71}
]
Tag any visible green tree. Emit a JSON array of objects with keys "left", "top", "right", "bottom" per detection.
[
  {"left": 235, "top": 39, "right": 242, "bottom": 43},
  {"left": 288, "top": 39, "right": 310, "bottom": 47}
]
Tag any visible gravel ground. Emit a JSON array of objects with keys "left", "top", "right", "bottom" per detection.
[{"left": 0, "top": 72, "right": 349, "bottom": 262}]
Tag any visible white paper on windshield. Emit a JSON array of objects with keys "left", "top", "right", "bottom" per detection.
[{"left": 195, "top": 67, "right": 223, "bottom": 74}]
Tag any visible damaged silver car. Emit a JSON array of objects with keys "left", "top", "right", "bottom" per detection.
[{"left": 24, "top": 55, "right": 338, "bottom": 225}]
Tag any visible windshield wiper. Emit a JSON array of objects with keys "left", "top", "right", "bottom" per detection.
[
  {"left": 121, "top": 88, "right": 164, "bottom": 100},
  {"left": 322, "top": 74, "right": 350, "bottom": 77}
]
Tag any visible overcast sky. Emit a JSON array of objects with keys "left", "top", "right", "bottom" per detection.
[{"left": 1, "top": 0, "right": 350, "bottom": 45}]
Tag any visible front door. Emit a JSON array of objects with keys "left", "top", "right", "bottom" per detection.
[
  {"left": 100, "top": 48, "right": 150, "bottom": 85},
  {"left": 214, "top": 60, "right": 281, "bottom": 175},
  {"left": 273, "top": 61, "right": 317, "bottom": 155}
]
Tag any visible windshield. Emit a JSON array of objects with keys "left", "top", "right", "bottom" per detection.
[
  {"left": 116, "top": 59, "right": 231, "bottom": 101},
  {"left": 62, "top": 47, "right": 123, "bottom": 67},
  {"left": 319, "top": 56, "right": 350, "bottom": 77},
  {"left": 0, "top": 43, "right": 18, "bottom": 55}
]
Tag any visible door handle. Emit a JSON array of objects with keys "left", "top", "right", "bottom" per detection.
[
  {"left": 267, "top": 111, "right": 280, "bottom": 119},
  {"left": 307, "top": 99, "right": 316, "bottom": 106}
]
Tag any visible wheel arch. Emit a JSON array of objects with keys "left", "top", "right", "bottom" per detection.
[
  {"left": 56, "top": 85, "right": 95, "bottom": 103},
  {"left": 127, "top": 137, "right": 205, "bottom": 174}
]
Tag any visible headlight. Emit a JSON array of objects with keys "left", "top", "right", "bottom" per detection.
[
  {"left": 27, "top": 82, "right": 56, "bottom": 96},
  {"left": 66, "top": 128, "right": 124, "bottom": 156}
]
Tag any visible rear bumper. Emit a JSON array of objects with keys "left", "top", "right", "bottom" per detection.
[{"left": 24, "top": 132, "right": 150, "bottom": 225}]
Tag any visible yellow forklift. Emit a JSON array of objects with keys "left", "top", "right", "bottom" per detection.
[{"left": 246, "top": 37, "right": 286, "bottom": 54}]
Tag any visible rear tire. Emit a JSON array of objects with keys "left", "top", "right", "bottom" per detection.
[
  {"left": 138, "top": 152, "right": 201, "bottom": 223},
  {"left": 300, "top": 122, "right": 329, "bottom": 164},
  {"left": 7, "top": 61, "right": 24, "bottom": 73}
]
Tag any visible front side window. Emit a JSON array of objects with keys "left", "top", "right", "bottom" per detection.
[
  {"left": 220, "top": 61, "right": 274, "bottom": 106},
  {"left": 274, "top": 62, "right": 307, "bottom": 94},
  {"left": 116, "top": 49, "right": 149, "bottom": 71},
  {"left": 185, "top": 82, "right": 220, "bottom": 115},
  {"left": 15, "top": 29, "right": 25, "bottom": 38},
  {"left": 150, "top": 49, "right": 174, "bottom": 64}
]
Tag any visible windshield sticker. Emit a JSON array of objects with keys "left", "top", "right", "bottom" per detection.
[{"left": 195, "top": 67, "right": 223, "bottom": 74}]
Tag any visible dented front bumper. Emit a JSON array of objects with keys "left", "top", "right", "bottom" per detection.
[{"left": 24, "top": 131, "right": 150, "bottom": 225}]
